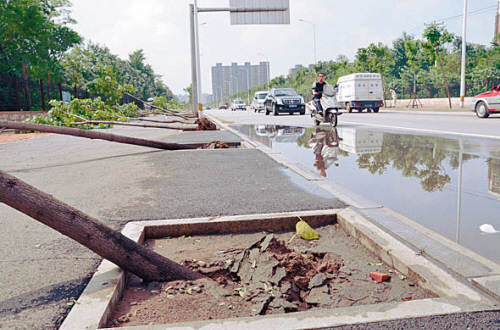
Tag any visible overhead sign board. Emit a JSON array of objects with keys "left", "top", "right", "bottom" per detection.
[{"left": 229, "top": 0, "right": 290, "bottom": 25}]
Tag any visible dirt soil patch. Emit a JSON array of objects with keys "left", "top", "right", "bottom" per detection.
[
  {"left": 108, "top": 224, "right": 435, "bottom": 328},
  {"left": 0, "top": 131, "right": 51, "bottom": 144}
]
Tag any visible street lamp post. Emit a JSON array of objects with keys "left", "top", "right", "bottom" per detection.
[
  {"left": 299, "top": 18, "right": 316, "bottom": 66},
  {"left": 459, "top": 0, "right": 468, "bottom": 108},
  {"left": 257, "top": 52, "right": 270, "bottom": 90}
]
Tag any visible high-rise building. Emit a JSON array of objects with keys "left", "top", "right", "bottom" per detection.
[{"left": 211, "top": 62, "right": 269, "bottom": 101}]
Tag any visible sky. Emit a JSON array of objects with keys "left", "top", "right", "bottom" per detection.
[{"left": 68, "top": 0, "right": 498, "bottom": 96}]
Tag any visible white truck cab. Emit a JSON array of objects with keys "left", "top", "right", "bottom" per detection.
[{"left": 336, "top": 73, "right": 384, "bottom": 113}]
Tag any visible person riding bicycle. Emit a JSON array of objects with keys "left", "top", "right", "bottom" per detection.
[{"left": 312, "top": 72, "right": 327, "bottom": 116}]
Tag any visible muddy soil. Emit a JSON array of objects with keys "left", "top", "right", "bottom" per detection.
[
  {"left": 107, "top": 223, "right": 435, "bottom": 328},
  {"left": 0, "top": 131, "right": 51, "bottom": 144}
]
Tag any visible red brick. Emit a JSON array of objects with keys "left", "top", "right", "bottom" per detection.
[{"left": 369, "top": 272, "right": 389, "bottom": 283}]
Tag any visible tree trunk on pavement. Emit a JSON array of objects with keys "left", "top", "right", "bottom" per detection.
[
  {"left": 0, "top": 121, "right": 196, "bottom": 151},
  {"left": 0, "top": 170, "right": 204, "bottom": 282}
]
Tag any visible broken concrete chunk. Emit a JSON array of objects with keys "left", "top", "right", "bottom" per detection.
[
  {"left": 269, "top": 266, "right": 286, "bottom": 285},
  {"left": 308, "top": 273, "right": 327, "bottom": 289},
  {"left": 269, "top": 298, "right": 299, "bottom": 311},
  {"left": 230, "top": 251, "right": 245, "bottom": 274},
  {"left": 305, "top": 286, "right": 330, "bottom": 305},
  {"left": 260, "top": 234, "right": 274, "bottom": 252}
]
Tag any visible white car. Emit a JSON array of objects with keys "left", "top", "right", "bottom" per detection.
[
  {"left": 250, "top": 91, "right": 268, "bottom": 113},
  {"left": 230, "top": 98, "right": 246, "bottom": 111},
  {"left": 471, "top": 85, "right": 500, "bottom": 118}
]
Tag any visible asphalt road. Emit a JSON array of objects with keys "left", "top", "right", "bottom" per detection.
[{"left": 205, "top": 106, "right": 500, "bottom": 141}]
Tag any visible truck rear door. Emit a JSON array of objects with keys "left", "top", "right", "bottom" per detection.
[
  {"left": 356, "top": 81, "right": 369, "bottom": 100},
  {"left": 368, "top": 80, "right": 383, "bottom": 100}
]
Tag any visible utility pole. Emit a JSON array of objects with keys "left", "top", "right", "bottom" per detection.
[
  {"left": 460, "top": 0, "right": 467, "bottom": 108},
  {"left": 495, "top": 0, "right": 500, "bottom": 44},
  {"left": 189, "top": 4, "right": 199, "bottom": 116},
  {"left": 190, "top": 2, "right": 288, "bottom": 116}
]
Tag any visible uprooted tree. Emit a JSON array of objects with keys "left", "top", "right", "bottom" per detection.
[{"left": 0, "top": 170, "right": 204, "bottom": 282}]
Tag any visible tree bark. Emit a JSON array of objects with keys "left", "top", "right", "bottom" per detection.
[
  {"left": 0, "top": 121, "right": 196, "bottom": 151},
  {"left": 0, "top": 171, "right": 204, "bottom": 282},
  {"left": 69, "top": 120, "right": 198, "bottom": 131}
]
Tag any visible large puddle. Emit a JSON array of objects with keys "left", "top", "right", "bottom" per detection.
[{"left": 231, "top": 124, "right": 500, "bottom": 265}]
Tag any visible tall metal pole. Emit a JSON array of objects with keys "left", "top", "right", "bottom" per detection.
[
  {"left": 241, "top": 67, "right": 250, "bottom": 105},
  {"left": 194, "top": 0, "right": 203, "bottom": 117},
  {"left": 459, "top": 0, "right": 468, "bottom": 108},
  {"left": 299, "top": 19, "right": 316, "bottom": 66},
  {"left": 189, "top": 4, "right": 198, "bottom": 116}
]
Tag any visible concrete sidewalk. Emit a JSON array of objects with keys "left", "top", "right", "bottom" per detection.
[
  {"left": 0, "top": 120, "right": 345, "bottom": 329},
  {"left": 1, "top": 116, "right": 499, "bottom": 329}
]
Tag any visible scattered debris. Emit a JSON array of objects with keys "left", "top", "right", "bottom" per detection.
[
  {"left": 203, "top": 141, "right": 229, "bottom": 149},
  {"left": 479, "top": 223, "right": 499, "bottom": 234},
  {"left": 295, "top": 217, "right": 320, "bottom": 240},
  {"left": 195, "top": 118, "right": 217, "bottom": 130},
  {"left": 369, "top": 272, "right": 390, "bottom": 283},
  {"left": 183, "top": 235, "right": 342, "bottom": 315}
]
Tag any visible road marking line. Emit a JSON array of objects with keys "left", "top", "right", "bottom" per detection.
[{"left": 340, "top": 120, "right": 500, "bottom": 140}]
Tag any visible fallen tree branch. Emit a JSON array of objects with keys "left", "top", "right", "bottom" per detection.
[
  {"left": 69, "top": 120, "right": 198, "bottom": 131},
  {"left": 0, "top": 121, "right": 196, "bottom": 150},
  {"left": 0, "top": 171, "right": 204, "bottom": 282},
  {"left": 123, "top": 92, "right": 192, "bottom": 120},
  {"left": 132, "top": 117, "right": 196, "bottom": 125}
]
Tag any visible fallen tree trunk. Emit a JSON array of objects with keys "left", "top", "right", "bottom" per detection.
[
  {"left": 0, "top": 171, "right": 204, "bottom": 282},
  {"left": 0, "top": 121, "right": 196, "bottom": 150},
  {"left": 69, "top": 120, "right": 198, "bottom": 131}
]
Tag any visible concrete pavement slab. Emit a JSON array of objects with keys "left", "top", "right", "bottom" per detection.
[{"left": 0, "top": 122, "right": 346, "bottom": 329}]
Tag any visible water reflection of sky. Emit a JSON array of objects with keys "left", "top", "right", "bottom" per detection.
[{"left": 231, "top": 124, "right": 500, "bottom": 264}]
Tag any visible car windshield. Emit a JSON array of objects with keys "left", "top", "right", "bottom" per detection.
[
  {"left": 257, "top": 93, "right": 267, "bottom": 99},
  {"left": 275, "top": 89, "right": 297, "bottom": 97},
  {"left": 235, "top": 100, "right": 244, "bottom": 104}
]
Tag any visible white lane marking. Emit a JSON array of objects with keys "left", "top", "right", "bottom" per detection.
[{"left": 340, "top": 120, "right": 500, "bottom": 140}]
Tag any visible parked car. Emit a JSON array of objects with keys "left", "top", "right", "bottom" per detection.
[
  {"left": 471, "top": 84, "right": 500, "bottom": 118},
  {"left": 264, "top": 88, "right": 305, "bottom": 116},
  {"left": 230, "top": 98, "right": 246, "bottom": 111},
  {"left": 218, "top": 101, "right": 229, "bottom": 110},
  {"left": 250, "top": 91, "right": 268, "bottom": 113}
]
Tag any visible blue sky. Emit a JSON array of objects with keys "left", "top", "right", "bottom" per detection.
[{"left": 69, "top": 0, "right": 498, "bottom": 95}]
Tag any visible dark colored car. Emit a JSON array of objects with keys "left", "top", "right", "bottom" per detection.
[
  {"left": 264, "top": 88, "right": 305, "bottom": 116},
  {"left": 218, "top": 101, "right": 229, "bottom": 110}
]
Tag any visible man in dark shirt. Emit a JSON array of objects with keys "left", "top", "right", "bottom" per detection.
[{"left": 312, "top": 72, "right": 327, "bottom": 115}]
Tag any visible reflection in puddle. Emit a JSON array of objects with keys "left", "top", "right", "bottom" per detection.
[
  {"left": 309, "top": 127, "right": 340, "bottom": 177},
  {"left": 231, "top": 124, "right": 500, "bottom": 265}
]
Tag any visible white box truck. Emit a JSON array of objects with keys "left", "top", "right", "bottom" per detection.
[{"left": 335, "top": 73, "right": 384, "bottom": 113}]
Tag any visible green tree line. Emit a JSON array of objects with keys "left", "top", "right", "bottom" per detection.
[
  {"left": 215, "top": 25, "right": 500, "bottom": 107},
  {"left": 0, "top": 0, "right": 176, "bottom": 111}
]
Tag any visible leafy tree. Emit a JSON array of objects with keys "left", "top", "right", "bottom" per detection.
[
  {"left": 86, "top": 67, "right": 136, "bottom": 106},
  {"left": 0, "top": 0, "right": 81, "bottom": 108},
  {"left": 391, "top": 32, "right": 414, "bottom": 79},
  {"left": 423, "top": 25, "right": 454, "bottom": 108},
  {"left": 404, "top": 39, "right": 423, "bottom": 101}
]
